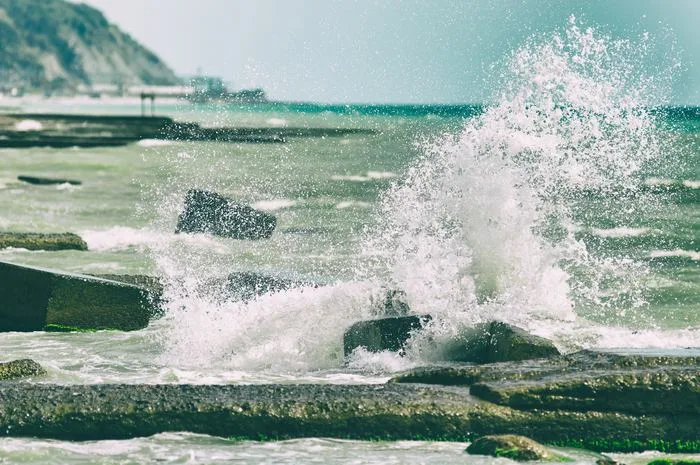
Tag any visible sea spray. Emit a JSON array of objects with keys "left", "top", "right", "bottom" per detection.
[
  {"left": 361, "top": 17, "right": 681, "bottom": 358},
  {"left": 149, "top": 18, "right": 696, "bottom": 374}
]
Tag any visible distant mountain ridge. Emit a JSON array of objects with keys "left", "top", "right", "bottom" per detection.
[{"left": 0, "top": 0, "right": 179, "bottom": 91}]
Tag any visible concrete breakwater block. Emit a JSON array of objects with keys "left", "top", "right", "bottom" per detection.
[
  {"left": 0, "top": 382, "right": 696, "bottom": 451},
  {"left": 0, "top": 232, "right": 88, "bottom": 251},
  {"left": 0, "top": 261, "right": 157, "bottom": 331},
  {"left": 176, "top": 189, "right": 276, "bottom": 240},
  {"left": 343, "top": 317, "right": 560, "bottom": 363},
  {"left": 17, "top": 175, "right": 81, "bottom": 186}
]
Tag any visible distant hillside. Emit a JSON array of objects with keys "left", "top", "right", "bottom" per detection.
[{"left": 0, "top": 0, "right": 179, "bottom": 92}]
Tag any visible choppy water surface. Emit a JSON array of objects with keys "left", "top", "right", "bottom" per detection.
[{"left": 0, "top": 19, "right": 699, "bottom": 463}]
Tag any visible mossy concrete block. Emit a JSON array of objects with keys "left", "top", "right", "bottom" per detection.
[
  {"left": 0, "top": 383, "right": 695, "bottom": 449},
  {"left": 343, "top": 315, "right": 432, "bottom": 356},
  {"left": 466, "top": 434, "right": 559, "bottom": 461},
  {"left": 0, "top": 232, "right": 87, "bottom": 251},
  {"left": 0, "top": 261, "right": 157, "bottom": 331},
  {"left": 176, "top": 189, "right": 276, "bottom": 240},
  {"left": 0, "top": 359, "right": 45, "bottom": 380},
  {"left": 442, "top": 321, "right": 560, "bottom": 363}
]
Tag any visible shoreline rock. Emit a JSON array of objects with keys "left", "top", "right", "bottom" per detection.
[
  {"left": 466, "top": 434, "right": 560, "bottom": 461},
  {"left": 343, "top": 315, "right": 432, "bottom": 356},
  {"left": 0, "top": 382, "right": 694, "bottom": 451},
  {"left": 0, "top": 232, "right": 88, "bottom": 251},
  {"left": 176, "top": 189, "right": 277, "bottom": 240},
  {"left": 17, "top": 175, "right": 81, "bottom": 186},
  {"left": 0, "top": 359, "right": 46, "bottom": 380},
  {"left": 0, "top": 261, "right": 157, "bottom": 331}
]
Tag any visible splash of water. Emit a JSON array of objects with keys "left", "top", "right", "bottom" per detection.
[
  {"left": 362, "top": 17, "right": 677, "bottom": 355},
  {"left": 152, "top": 18, "right": 693, "bottom": 374}
]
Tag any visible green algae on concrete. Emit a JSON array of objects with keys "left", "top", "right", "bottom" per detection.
[
  {"left": 0, "top": 232, "right": 87, "bottom": 251},
  {"left": 0, "top": 359, "right": 45, "bottom": 380},
  {"left": 0, "top": 261, "right": 157, "bottom": 331}
]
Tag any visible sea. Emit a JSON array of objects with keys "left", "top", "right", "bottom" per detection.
[{"left": 0, "top": 20, "right": 698, "bottom": 464}]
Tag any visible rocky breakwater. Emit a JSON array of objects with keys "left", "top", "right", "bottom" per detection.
[
  {"left": 176, "top": 189, "right": 277, "bottom": 240},
  {"left": 0, "top": 261, "right": 159, "bottom": 331},
  {"left": 0, "top": 349, "right": 695, "bottom": 451},
  {"left": 0, "top": 232, "right": 87, "bottom": 251}
]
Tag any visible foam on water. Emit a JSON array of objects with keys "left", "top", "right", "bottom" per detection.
[
  {"left": 82, "top": 226, "right": 228, "bottom": 253},
  {"left": 252, "top": 199, "right": 298, "bottom": 211},
  {"left": 590, "top": 227, "right": 654, "bottom": 238}
]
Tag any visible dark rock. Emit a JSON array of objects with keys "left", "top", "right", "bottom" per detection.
[
  {"left": 0, "top": 261, "right": 157, "bottom": 331},
  {"left": 343, "top": 315, "right": 431, "bottom": 356},
  {"left": 17, "top": 175, "right": 81, "bottom": 186},
  {"left": 175, "top": 189, "right": 276, "bottom": 240},
  {"left": 219, "top": 272, "right": 311, "bottom": 301},
  {"left": 0, "top": 232, "right": 87, "bottom": 251},
  {"left": 0, "top": 359, "right": 46, "bottom": 380},
  {"left": 466, "top": 434, "right": 559, "bottom": 461},
  {"left": 0, "top": 383, "right": 695, "bottom": 450},
  {"left": 440, "top": 321, "right": 560, "bottom": 363},
  {"left": 369, "top": 289, "right": 411, "bottom": 317}
]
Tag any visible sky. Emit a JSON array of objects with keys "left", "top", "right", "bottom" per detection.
[{"left": 76, "top": 0, "right": 700, "bottom": 104}]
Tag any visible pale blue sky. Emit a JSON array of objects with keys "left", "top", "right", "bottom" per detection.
[{"left": 77, "top": 0, "right": 700, "bottom": 104}]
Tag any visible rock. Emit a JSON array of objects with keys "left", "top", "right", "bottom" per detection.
[
  {"left": 0, "top": 359, "right": 46, "bottom": 380},
  {"left": 440, "top": 321, "right": 561, "bottom": 363},
  {"left": 220, "top": 272, "right": 310, "bottom": 301},
  {"left": 175, "top": 189, "right": 276, "bottom": 240},
  {"left": 466, "top": 434, "right": 558, "bottom": 461},
  {"left": 17, "top": 175, "right": 81, "bottom": 186},
  {"left": 0, "top": 261, "right": 157, "bottom": 331},
  {"left": 369, "top": 289, "right": 411, "bottom": 317},
  {"left": 343, "top": 315, "right": 431, "bottom": 356},
  {"left": 0, "top": 232, "right": 88, "bottom": 251},
  {"left": 0, "top": 383, "right": 695, "bottom": 449}
]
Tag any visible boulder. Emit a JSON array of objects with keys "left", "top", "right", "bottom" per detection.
[
  {"left": 0, "top": 359, "right": 46, "bottom": 380},
  {"left": 441, "top": 321, "right": 560, "bottom": 363},
  {"left": 0, "top": 232, "right": 87, "bottom": 251},
  {"left": 0, "top": 261, "right": 157, "bottom": 331},
  {"left": 17, "top": 175, "right": 81, "bottom": 186},
  {"left": 343, "top": 315, "right": 431, "bottom": 356},
  {"left": 466, "top": 434, "right": 559, "bottom": 461},
  {"left": 176, "top": 189, "right": 276, "bottom": 239}
]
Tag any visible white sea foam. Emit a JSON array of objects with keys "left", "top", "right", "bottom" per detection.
[
  {"left": 649, "top": 249, "right": 700, "bottom": 261},
  {"left": 13, "top": 119, "right": 42, "bottom": 131},
  {"left": 331, "top": 171, "right": 397, "bottom": 182},
  {"left": 252, "top": 199, "right": 297, "bottom": 211},
  {"left": 644, "top": 177, "right": 675, "bottom": 187},
  {"left": 137, "top": 139, "right": 173, "bottom": 147},
  {"left": 590, "top": 227, "right": 653, "bottom": 238},
  {"left": 55, "top": 182, "right": 81, "bottom": 191},
  {"left": 81, "top": 227, "right": 227, "bottom": 253},
  {"left": 265, "top": 117, "right": 288, "bottom": 127},
  {"left": 336, "top": 201, "right": 372, "bottom": 209},
  {"left": 682, "top": 179, "right": 700, "bottom": 189}
]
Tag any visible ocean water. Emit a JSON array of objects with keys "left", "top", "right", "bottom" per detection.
[{"left": 0, "top": 19, "right": 699, "bottom": 463}]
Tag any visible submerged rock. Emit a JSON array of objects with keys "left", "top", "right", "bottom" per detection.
[
  {"left": 466, "top": 434, "right": 559, "bottom": 461},
  {"left": 17, "top": 175, "right": 81, "bottom": 186},
  {"left": 0, "top": 232, "right": 87, "bottom": 251},
  {"left": 0, "top": 261, "right": 157, "bottom": 331},
  {"left": 343, "top": 315, "right": 431, "bottom": 356},
  {"left": 0, "top": 359, "right": 45, "bottom": 380},
  {"left": 441, "top": 321, "right": 560, "bottom": 363},
  {"left": 176, "top": 189, "right": 276, "bottom": 239}
]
